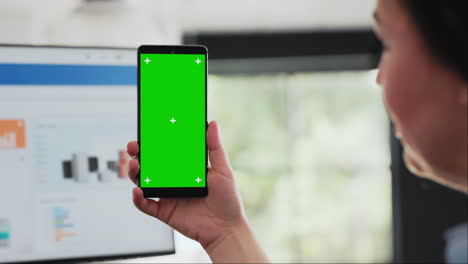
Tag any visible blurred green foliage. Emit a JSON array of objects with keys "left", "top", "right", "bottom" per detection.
[{"left": 208, "top": 71, "right": 391, "bottom": 263}]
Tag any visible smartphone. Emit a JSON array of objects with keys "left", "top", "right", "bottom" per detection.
[{"left": 137, "top": 45, "right": 208, "bottom": 198}]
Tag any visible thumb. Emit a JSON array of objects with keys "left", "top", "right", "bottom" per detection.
[{"left": 207, "top": 121, "right": 232, "bottom": 176}]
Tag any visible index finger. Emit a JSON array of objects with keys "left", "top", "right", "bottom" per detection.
[{"left": 127, "top": 141, "right": 139, "bottom": 157}]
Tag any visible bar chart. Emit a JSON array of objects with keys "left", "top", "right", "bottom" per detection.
[
  {"left": 28, "top": 117, "right": 135, "bottom": 189},
  {"left": 61, "top": 150, "right": 129, "bottom": 184},
  {"left": 53, "top": 207, "right": 77, "bottom": 242},
  {"left": 0, "top": 119, "right": 25, "bottom": 149},
  {"left": 0, "top": 219, "right": 10, "bottom": 248}
]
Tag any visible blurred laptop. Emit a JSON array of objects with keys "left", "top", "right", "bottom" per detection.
[{"left": 0, "top": 45, "right": 174, "bottom": 263}]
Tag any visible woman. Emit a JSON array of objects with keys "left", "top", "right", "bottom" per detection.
[{"left": 126, "top": 0, "right": 467, "bottom": 262}]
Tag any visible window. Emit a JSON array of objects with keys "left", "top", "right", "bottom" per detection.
[{"left": 208, "top": 70, "right": 391, "bottom": 262}]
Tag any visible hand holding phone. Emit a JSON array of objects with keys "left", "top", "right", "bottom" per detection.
[
  {"left": 127, "top": 121, "right": 248, "bottom": 251},
  {"left": 134, "top": 46, "right": 269, "bottom": 262}
]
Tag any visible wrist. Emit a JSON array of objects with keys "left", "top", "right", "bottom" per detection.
[
  {"left": 203, "top": 217, "right": 248, "bottom": 252},
  {"left": 204, "top": 218, "right": 269, "bottom": 263}
]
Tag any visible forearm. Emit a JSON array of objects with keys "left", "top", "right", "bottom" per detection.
[{"left": 205, "top": 220, "right": 269, "bottom": 263}]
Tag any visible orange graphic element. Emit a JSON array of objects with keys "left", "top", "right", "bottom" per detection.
[
  {"left": 55, "top": 229, "right": 77, "bottom": 242},
  {"left": 0, "top": 119, "right": 26, "bottom": 148}
]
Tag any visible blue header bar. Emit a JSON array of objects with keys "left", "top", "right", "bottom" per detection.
[{"left": 0, "top": 64, "right": 136, "bottom": 85}]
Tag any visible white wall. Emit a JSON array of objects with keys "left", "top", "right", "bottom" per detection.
[
  {"left": 0, "top": 0, "right": 376, "bottom": 46},
  {"left": 0, "top": 0, "right": 181, "bottom": 47},
  {"left": 174, "top": 0, "right": 375, "bottom": 32}
]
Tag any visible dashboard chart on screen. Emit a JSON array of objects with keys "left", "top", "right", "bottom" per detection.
[{"left": 0, "top": 46, "right": 174, "bottom": 263}]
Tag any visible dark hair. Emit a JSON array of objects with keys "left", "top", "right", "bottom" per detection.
[{"left": 400, "top": 0, "right": 467, "bottom": 82}]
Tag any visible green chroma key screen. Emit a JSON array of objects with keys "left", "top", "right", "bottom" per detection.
[{"left": 140, "top": 53, "right": 206, "bottom": 188}]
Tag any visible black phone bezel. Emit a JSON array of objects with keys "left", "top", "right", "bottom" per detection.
[{"left": 137, "top": 45, "right": 208, "bottom": 198}]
